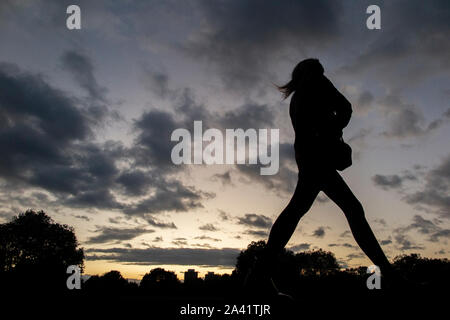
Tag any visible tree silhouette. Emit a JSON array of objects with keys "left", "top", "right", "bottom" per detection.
[
  {"left": 84, "top": 270, "right": 137, "bottom": 294},
  {"left": 235, "top": 241, "right": 340, "bottom": 279},
  {"left": 0, "top": 210, "right": 84, "bottom": 292},
  {"left": 140, "top": 268, "right": 180, "bottom": 294},
  {"left": 295, "top": 249, "right": 339, "bottom": 276},
  {"left": 234, "top": 240, "right": 267, "bottom": 281},
  {"left": 234, "top": 240, "right": 345, "bottom": 294},
  {"left": 393, "top": 253, "right": 450, "bottom": 285}
]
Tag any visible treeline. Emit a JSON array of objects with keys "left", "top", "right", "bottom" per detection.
[
  {"left": 1, "top": 210, "right": 449, "bottom": 298},
  {"left": 80, "top": 242, "right": 450, "bottom": 298}
]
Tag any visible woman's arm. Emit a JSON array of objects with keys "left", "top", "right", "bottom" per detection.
[{"left": 323, "top": 76, "right": 352, "bottom": 130}]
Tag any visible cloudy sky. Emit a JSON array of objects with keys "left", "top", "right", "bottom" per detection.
[{"left": 0, "top": 0, "right": 449, "bottom": 279}]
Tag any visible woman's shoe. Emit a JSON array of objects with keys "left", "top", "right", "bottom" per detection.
[{"left": 243, "top": 255, "right": 293, "bottom": 300}]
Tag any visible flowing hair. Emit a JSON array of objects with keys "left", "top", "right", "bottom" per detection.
[{"left": 278, "top": 58, "right": 324, "bottom": 99}]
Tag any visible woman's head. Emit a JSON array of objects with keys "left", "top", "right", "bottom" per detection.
[{"left": 278, "top": 58, "right": 324, "bottom": 99}]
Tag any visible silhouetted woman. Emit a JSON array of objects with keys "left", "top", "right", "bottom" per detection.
[{"left": 254, "top": 59, "right": 394, "bottom": 294}]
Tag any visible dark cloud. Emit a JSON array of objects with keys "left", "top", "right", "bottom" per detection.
[
  {"left": 218, "top": 210, "right": 230, "bottom": 221},
  {"left": 237, "top": 213, "right": 272, "bottom": 229},
  {"left": 288, "top": 243, "right": 311, "bottom": 252},
  {"left": 372, "top": 170, "right": 417, "bottom": 190},
  {"left": 65, "top": 188, "right": 123, "bottom": 210},
  {"left": 372, "top": 218, "right": 387, "bottom": 227},
  {"left": 0, "top": 61, "right": 173, "bottom": 214},
  {"left": 236, "top": 143, "right": 297, "bottom": 195},
  {"left": 61, "top": 50, "right": 120, "bottom": 124},
  {"left": 378, "top": 93, "right": 446, "bottom": 138},
  {"left": 0, "top": 68, "right": 214, "bottom": 215},
  {"left": 356, "top": 90, "right": 374, "bottom": 112},
  {"left": 404, "top": 154, "right": 450, "bottom": 218},
  {"left": 339, "top": 230, "right": 351, "bottom": 238},
  {"left": 108, "top": 217, "right": 123, "bottom": 224},
  {"left": 61, "top": 50, "right": 107, "bottom": 102},
  {"left": 86, "top": 247, "right": 240, "bottom": 267},
  {"left": 123, "top": 179, "right": 213, "bottom": 215},
  {"left": 312, "top": 226, "right": 326, "bottom": 238},
  {"left": 394, "top": 233, "right": 424, "bottom": 251},
  {"left": 400, "top": 215, "right": 440, "bottom": 235},
  {"left": 211, "top": 171, "right": 232, "bottom": 186},
  {"left": 116, "top": 170, "right": 153, "bottom": 196},
  {"left": 328, "top": 243, "right": 356, "bottom": 249},
  {"left": 131, "top": 88, "right": 281, "bottom": 202},
  {"left": 244, "top": 229, "right": 268, "bottom": 237},
  {"left": 42, "top": 143, "right": 119, "bottom": 194},
  {"left": 132, "top": 110, "right": 180, "bottom": 169},
  {"left": 186, "top": 0, "right": 343, "bottom": 91},
  {"left": 393, "top": 215, "right": 449, "bottom": 246},
  {"left": 0, "top": 62, "right": 125, "bottom": 207},
  {"left": 341, "top": 1, "right": 450, "bottom": 87},
  {"left": 192, "top": 243, "right": 213, "bottom": 248},
  {"left": 86, "top": 227, "right": 153, "bottom": 244},
  {"left": 346, "top": 252, "right": 364, "bottom": 260},
  {"left": 172, "top": 239, "right": 188, "bottom": 246},
  {"left": 372, "top": 174, "right": 403, "bottom": 190},
  {"left": 0, "top": 62, "right": 90, "bottom": 147},
  {"left": 194, "top": 235, "right": 222, "bottom": 242},
  {"left": 348, "top": 128, "right": 372, "bottom": 145},
  {"left": 429, "top": 229, "right": 450, "bottom": 243},
  {"left": 218, "top": 103, "right": 274, "bottom": 129},
  {"left": 74, "top": 215, "right": 91, "bottom": 221},
  {"left": 142, "top": 69, "right": 171, "bottom": 98},
  {"left": 144, "top": 216, "right": 177, "bottom": 229},
  {"left": 199, "top": 223, "right": 218, "bottom": 232}
]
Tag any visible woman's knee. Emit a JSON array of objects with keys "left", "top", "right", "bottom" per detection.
[
  {"left": 277, "top": 202, "right": 308, "bottom": 225},
  {"left": 344, "top": 199, "right": 365, "bottom": 220}
]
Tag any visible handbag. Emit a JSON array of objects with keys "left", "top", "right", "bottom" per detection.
[{"left": 332, "top": 137, "right": 352, "bottom": 171}]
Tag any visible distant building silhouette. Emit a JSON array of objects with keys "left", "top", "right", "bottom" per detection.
[
  {"left": 205, "top": 271, "right": 218, "bottom": 281},
  {"left": 184, "top": 269, "right": 198, "bottom": 282}
]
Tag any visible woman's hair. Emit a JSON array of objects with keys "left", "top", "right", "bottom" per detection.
[{"left": 278, "top": 58, "right": 324, "bottom": 99}]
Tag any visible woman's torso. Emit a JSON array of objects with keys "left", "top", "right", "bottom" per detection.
[{"left": 289, "top": 76, "right": 352, "bottom": 170}]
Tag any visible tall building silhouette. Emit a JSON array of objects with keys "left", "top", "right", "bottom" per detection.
[
  {"left": 205, "top": 271, "right": 218, "bottom": 281},
  {"left": 184, "top": 269, "right": 198, "bottom": 282}
]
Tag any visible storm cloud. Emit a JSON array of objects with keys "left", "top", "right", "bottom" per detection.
[
  {"left": 86, "top": 227, "right": 153, "bottom": 244},
  {"left": 237, "top": 213, "right": 272, "bottom": 229},
  {"left": 186, "top": 0, "right": 343, "bottom": 90},
  {"left": 86, "top": 247, "right": 240, "bottom": 267},
  {"left": 405, "top": 154, "right": 450, "bottom": 218}
]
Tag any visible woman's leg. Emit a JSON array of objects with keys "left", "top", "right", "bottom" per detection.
[
  {"left": 245, "top": 172, "right": 319, "bottom": 295},
  {"left": 321, "top": 171, "right": 392, "bottom": 273},
  {"left": 266, "top": 174, "right": 320, "bottom": 255}
]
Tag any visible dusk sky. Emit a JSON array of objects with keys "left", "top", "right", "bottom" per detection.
[{"left": 0, "top": 0, "right": 449, "bottom": 280}]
